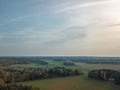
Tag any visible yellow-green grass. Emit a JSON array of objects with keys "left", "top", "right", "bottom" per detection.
[
  {"left": 18, "top": 76, "right": 120, "bottom": 90},
  {"left": 5, "top": 60, "right": 90, "bottom": 72}
]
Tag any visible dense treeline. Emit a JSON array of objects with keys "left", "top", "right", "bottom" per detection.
[
  {"left": 52, "top": 57, "right": 120, "bottom": 64},
  {"left": 114, "top": 72, "right": 120, "bottom": 85},
  {"left": 0, "top": 66, "right": 81, "bottom": 90},
  {"left": 0, "top": 84, "right": 40, "bottom": 90},
  {"left": 0, "top": 58, "right": 48, "bottom": 66},
  {"left": 0, "top": 66, "right": 82, "bottom": 84},
  {"left": 0, "top": 56, "right": 120, "bottom": 65},
  {"left": 88, "top": 69, "right": 120, "bottom": 85},
  {"left": 70, "top": 57, "right": 120, "bottom": 64}
]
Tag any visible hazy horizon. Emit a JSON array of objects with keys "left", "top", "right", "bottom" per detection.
[{"left": 0, "top": 0, "right": 120, "bottom": 56}]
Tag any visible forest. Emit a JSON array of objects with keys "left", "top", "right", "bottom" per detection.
[
  {"left": 0, "top": 66, "right": 81, "bottom": 83},
  {"left": 88, "top": 69, "right": 120, "bottom": 85},
  {"left": 0, "top": 56, "right": 120, "bottom": 65},
  {"left": 0, "top": 84, "right": 40, "bottom": 90},
  {"left": 0, "top": 63, "right": 81, "bottom": 90}
]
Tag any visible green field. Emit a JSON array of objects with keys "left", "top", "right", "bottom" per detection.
[
  {"left": 18, "top": 75, "right": 120, "bottom": 90},
  {"left": 7, "top": 60, "right": 90, "bottom": 72}
]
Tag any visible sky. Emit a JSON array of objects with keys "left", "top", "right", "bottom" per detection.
[{"left": 0, "top": 0, "right": 120, "bottom": 56}]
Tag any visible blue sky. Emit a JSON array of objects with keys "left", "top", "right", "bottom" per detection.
[{"left": 0, "top": 0, "right": 120, "bottom": 56}]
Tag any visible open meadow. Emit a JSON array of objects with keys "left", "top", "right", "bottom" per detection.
[
  {"left": 75, "top": 62, "right": 120, "bottom": 71},
  {"left": 18, "top": 75, "right": 120, "bottom": 90}
]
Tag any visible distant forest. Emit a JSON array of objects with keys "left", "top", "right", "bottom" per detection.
[{"left": 0, "top": 56, "right": 120, "bottom": 65}]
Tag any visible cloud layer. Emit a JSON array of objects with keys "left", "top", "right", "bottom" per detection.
[{"left": 0, "top": 0, "right": 120, "bottom": 56}]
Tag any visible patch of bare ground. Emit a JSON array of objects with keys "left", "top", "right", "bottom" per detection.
[{"left": 75, "top": 62, "right": 120, "bottom": 71}]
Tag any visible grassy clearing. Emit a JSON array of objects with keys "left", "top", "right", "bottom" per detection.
[
  {"left": 18, "top": 75, "right": 120, "bottom": 90},
  {"left": 6, "top": 60, "right": 90, "bottom": 72},
  {"left": 4, "top": 63, "right": 45, "bottom": 69}
]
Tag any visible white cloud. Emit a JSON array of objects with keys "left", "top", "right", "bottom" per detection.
[
  {"left": 51, "top": 0, "right": 120, "bottom": 56},
  {"left": 57, "top": 0, "right": 114, "bottom": 13},
  {"left": 1, "top": 0, "right": 120, "bottom": 56}
]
